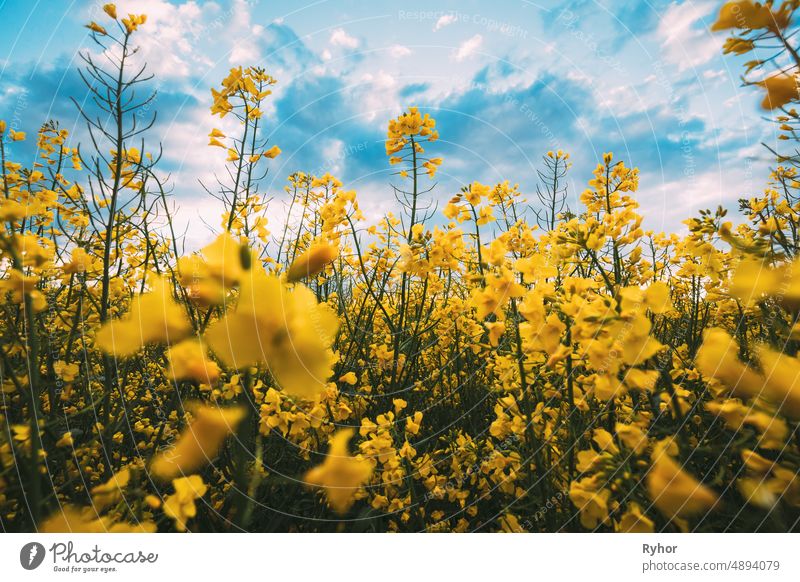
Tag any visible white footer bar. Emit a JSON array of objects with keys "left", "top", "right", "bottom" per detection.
[{"left": 0, "top": 533, "right": 796, "bottom": 581}]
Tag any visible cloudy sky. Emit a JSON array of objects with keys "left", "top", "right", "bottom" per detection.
[{"left": 0, "top": 0, "right": 781, "bottom": 244}]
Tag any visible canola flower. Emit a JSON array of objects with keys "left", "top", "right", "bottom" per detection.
[
  {"left": 3, "top": 1, "right": 800, "bottom": 534},
  {"left": 163, "top": 475, "right": 208, "bottom": 531},
  {"left": 94, "top": 276, "right": 192, "bottom": 357},
  {"left": 204, "top": 268, "right": 340, "bottom": 400},
  {"left": 150, "top": 403, "right": 246, "bottom": 480},
  {"left": 304, "top": 429, "right": 373, "bottom": 515}
]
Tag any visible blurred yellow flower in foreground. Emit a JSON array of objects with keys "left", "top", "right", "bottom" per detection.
[
  {"left": 617, "top": 502, "right": 655, "bottom": 533},
  {"left": 696, "top": 328, "right": 764, "bottom": 398},
  {"left": 95, "top": 276, "right": 191, "bottom": 357},
  {"left": 150, "top": 403, "right": 245, "bottom": 480},
  {"left": 304, "top": 429, "right": 373, "bottom": 515},
  {"left": 163, "top": 475, "right": 207, "bottom": 531},
  {"left": 286, "top": 240, "right": 338, "bottom": 282},
  {"left": 711, "top": 1, "right": 790, "bottom": 32},
  {"left": 206, "top": 269, "right": 339, "bottom": 399},
  {"left": 167, "top": 339, "right": 222, "bottom": 384},
  {"left": 91, "top": 467, "right": 131, "bottom": 510},
  {"left": 646, "top": 449, "right": 718, "bottom": 520},
  {"left": 758, "top": 74, "right": 800, "bottom": 110},
  {"left": 41, "top": 506, "right": 155, "bottom": 533}
]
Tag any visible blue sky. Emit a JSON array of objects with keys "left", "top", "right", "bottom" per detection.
[{"left": 0, "top": 0, "right": 781, "bottom": 244}]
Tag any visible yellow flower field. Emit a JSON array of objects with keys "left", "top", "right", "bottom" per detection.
[{"left": 1, "top": 1, "right": 800, "bottom": 533}]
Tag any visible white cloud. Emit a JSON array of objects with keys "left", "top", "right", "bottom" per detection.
[
  {"left": 389, "top": 44, "right": 412, "bottom": 58},
  {"left": 170, "top": 194, "right": 224, "bottom": 251},
  {"left": 104, "top": 0, "right": 204, "bottom": 79},
  {"left": 320, "top": 139, "right": 345, "bottom": 175},
  {"left": 229, "top": 43, "right": 259, "bottom": 64},
  {"left": 723, "top": 93, "right": 744, "bottom": 108},
  {"left": 371, "top": 71, "right": 395, "bottom": 89},
  {"left": 453, "top": 34, "right": 483, "bottom": 62},
  {"left": 433, "top": 14, "right": 456, "bottom": 32},
  {"left": 330, "top": 28, "right": 359, "bottom": 49},
  {"left": 356, "top": 71, "right": 397, "bottom": 120},
  {"left": 656, "top": 1, "right": 719, "bottom": 71},
  {"left": 97, "top": 0, "right": 269, "bottom": 79},
  {"left": 640, "top": 167, "right": 750, "bottom": 231}
]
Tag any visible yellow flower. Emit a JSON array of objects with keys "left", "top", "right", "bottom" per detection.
[
  {"left": 406, "top": 411, "right": 423, "bottom": 435},
  {"left": 41, "top": 506, "right": 155, "bottom": 533},
  {"left": 711, "top": 1, "right": 789, "bottom": 32},
  {"left": 695, "top": 328, "right": 762, "bottom": 398},
  {"left": 41, "top": 507, "right": 105, "bottom": 533},
  {"left": 121, "top": 13, "right": 147, "bottom": 34},
  {"left": 338, "top": 371, "right": 357, "bottom": 385},
  {"left": 646, "top": 451, "right": 717, "bottom": 520},
  {"left": 615, "top": 423, "right": 648, "bottom": 454},
  {"left": 569, "top": 476, "right": 610, "bottom": 529},
  {"left": 103, "top": 3, "right": 117, "bottom": 19},
  {"left": 423, "top": 157, "right": 442, "bottom": 178},
  {"left": 12, "top": 425, "right": 31, "bottom": 449},
  {"left": 95, "top": 276, "right": 191, "bottom": 356},
  {"left": 723, "top": 37, "right": 755, "bottom": 55},
  {"left": 756, "top": 346, "right": 800, "bottom": 420},
  {"left": 730, "top": 257, "right": 800, "bottom": 307},
  {"left": 515, "top": 253, "right": 557, "bottom": 283},
  {"left": 485, "top": 321, "right": 506, "bottom": 347},
  {"left": 86, "top": 21, "right": 108, "bottom": 35},
  {"left": 167, "top": 339, "right": 222, "bottom": 385},
  {"left": 206, "top": 268, "right": 339, "bottom": 400},
  {"left": 520, "top": 311, "right": 565, "bottom": 357},
  {"left": 644, "top": 281, "right": 672, "bottom": 313},
  {"left": 738, "top": 477, "right": 778, "bottom": 509},
  {"left": 617, "top": 503, "right": 654, "bottom": 533},
  {"left": 150, "top": 403, "right": 245, "bottom": 480},
  {"left": 623, "top": 368, "right": 659, "bottom": 392},
  {"left": 471, "top": 269, "right": 525, "bottom": 320},
  {"left": 9, "top": 129, "right": 25, "bottom": 141},
  {"left": 144, "top": 494, "right": 162, "bottom": 509},
  {"left": 178, "top": 233, "right": 247, "bottom": 306},
  {"left": 476, "top": 205, "right": 495, "bottom": 225},
  {"left": 91, "top": 467, "right": 131, "bottom": 510},
  {"left": 0, "top": 198, "right": 26, "bottom": 222},
  {"left": 263, "top": 145, "right": 282, "bottom": 158},
  {"left": 53, "top": 361, "right": 80, "bottom": 382},
  {"left": 55, "top": 432, "right": 74, "bottom": 448},
  {"left": 286, "top": 241, "right": 339, "bottom": 282},
  {"left": 705, "top": 400, "right": 788, "bottom": 449},
  {"left": 63, "top": 247, "right": 94, "bottom": 274},
  {"left": 758, "top": 74, "right": 800, "bottom": 110},
  {"left": 163, "top": 475, "right": 207, "bottom": 531},
  {"left": 304, "top": 429, "right": 373, "bottom": 515}
]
